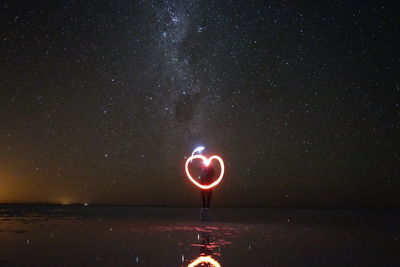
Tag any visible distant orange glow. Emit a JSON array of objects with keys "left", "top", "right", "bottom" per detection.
[
  {"left": 185, "top": 155, "right": 225, "bottom": 190},
  {"left": 188, "top": 255, "right": 221, "bottom": 267},
  {"left": 59, "top": 198, "right": 72, "bottom": 205}
]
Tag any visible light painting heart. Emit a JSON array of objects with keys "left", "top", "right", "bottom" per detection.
[{"left": 185, "top": 154, "right": 225, "bottom": 190}]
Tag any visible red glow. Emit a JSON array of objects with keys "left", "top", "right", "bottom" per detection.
[
  {"left": 185, "top": 155, "right": 225, "bottom": 190},
  {"left": 187, "top": 255, "right": 221, "bottom": 267}
]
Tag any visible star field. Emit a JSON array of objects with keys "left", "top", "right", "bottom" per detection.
[{"left": 1, "top": 0, "right": 399, "bottom": 207}]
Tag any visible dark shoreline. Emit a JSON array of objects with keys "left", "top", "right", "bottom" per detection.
[
  {"left": 1, "top": 203, "right": 399, "bottom": 211},
  {"left": 1, "top": 204, "right": 399, "bottom": 226}
]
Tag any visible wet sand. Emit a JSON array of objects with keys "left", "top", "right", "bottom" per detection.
[{"left": 0, "top": 205, "right": 399, "bottom": 266}]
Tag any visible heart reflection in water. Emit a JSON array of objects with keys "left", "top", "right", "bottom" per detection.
[{"left": 188, "top": 255, "right": 221, "bottom": 267}]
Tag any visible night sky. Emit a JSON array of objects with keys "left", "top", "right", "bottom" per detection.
[{"left": 1, "top": 0, "right": 399, "bottom": 208}]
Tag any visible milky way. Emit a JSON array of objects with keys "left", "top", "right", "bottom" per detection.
[{"left": 1, "top": 0, "right": 399, "bottom": 207}]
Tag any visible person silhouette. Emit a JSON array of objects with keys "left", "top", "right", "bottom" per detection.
[{"left": 200, "top": 164, "right": 215, "bottom": 208}]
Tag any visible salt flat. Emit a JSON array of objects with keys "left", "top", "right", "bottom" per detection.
[{"left": 0, "top": 205, "right": 399, "bottom": 266}]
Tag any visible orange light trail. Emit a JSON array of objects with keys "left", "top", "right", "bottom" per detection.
[
  {"left": 185, "top": 155, "right": 225, "bottom": 190},
  {"left": 187, "top": 255, "right": 221, "bottom": 267}
]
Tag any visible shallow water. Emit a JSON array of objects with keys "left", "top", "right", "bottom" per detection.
[{"left": 0, "top": 206, "right": 399, "bottom": 266}]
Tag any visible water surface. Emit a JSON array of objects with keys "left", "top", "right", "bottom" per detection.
[{"left": 0, "top": 206, "right": 399, "bottom": 266}]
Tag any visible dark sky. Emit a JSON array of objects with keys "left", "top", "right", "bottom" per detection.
[{"left": 1, "top": 0, "right": 399, "bottom": 208}]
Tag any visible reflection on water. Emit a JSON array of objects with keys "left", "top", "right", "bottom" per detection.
[
  {"left": 188, "top": 228, "right": 221, "bottom": 267},
  {"left": 0, "top": 205, "right": 399, "bottom": 266},
  {"left": 188, "top": 256, "right": 221, "bottom": 267},
  {"left": 135, "top": 223, "right": 235, "bottom": 266}
]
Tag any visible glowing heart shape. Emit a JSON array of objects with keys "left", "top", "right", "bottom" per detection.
[{"left": 185, "top": 155, "right": 225, "bottom": 190}]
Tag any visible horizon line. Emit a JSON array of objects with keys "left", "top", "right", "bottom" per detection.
[{"left": 0, "top": 202, "right": 399, "bottom": 211}]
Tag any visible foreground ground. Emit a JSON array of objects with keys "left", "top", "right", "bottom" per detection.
[{"left": 0, "top": 205, "right": 399, "bottom": 266}]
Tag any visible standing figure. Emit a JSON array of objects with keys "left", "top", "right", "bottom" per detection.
[{"left": 200, "top": 164, "right": 215, "bottom": 208}]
